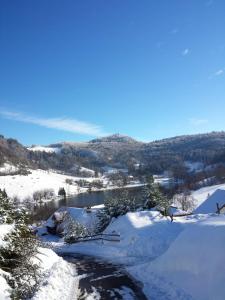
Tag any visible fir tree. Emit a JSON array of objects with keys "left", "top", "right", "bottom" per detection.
[
  {"left": 143, "top": 176, "right": 171, "bottom": 214},
  {"left": 64, "top": 214, "right": 88, "bottom": 243},
  {"left": 0, "top": 192, "right": 41, "bottom": 299},
  {"left": 0, "top": 189, "right": 15, "bottom": 224}
]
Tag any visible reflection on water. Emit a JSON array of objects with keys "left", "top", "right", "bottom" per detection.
[{"left": 30, "top": 187, "right": 144, "bottom": 223}]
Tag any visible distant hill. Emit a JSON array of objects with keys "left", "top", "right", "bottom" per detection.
[
  {"left": 1, "top": 131, "right": 225, "bottom": 176},
  {"left": 90, "top": 134, "right": 140, "bottom": 144}
]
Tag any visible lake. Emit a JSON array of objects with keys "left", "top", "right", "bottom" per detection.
[{"left": 30, "top": 186, "right": 145, "bottom": 223}]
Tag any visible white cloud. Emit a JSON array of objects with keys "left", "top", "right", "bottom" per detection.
[
  {"left": 189, "top": 118, "right": 209, "bottom": 126},
  {"left": 182, "top": 48, "right": 190, "bottom": 56},
  {"left": 0, "top": 110, "right": 107, "bottom": 137},
  {"left": 214, "top": 69, "right": 224, "bottom": 76},
  {"left": 209, "top": 69, "right": 224, "bottom": 79}
]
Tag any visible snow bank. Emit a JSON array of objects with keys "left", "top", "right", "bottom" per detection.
[
  {"left": 103, "top": 211, "right": 183, "bottom": 260},
  {"left": 32, "top": 248, "right": 79, "bottom": 300},
  {"left": 131, "top": 214, "right": 225, "bottom": 300},
  {"left": 58, "top": 211, "right": 183, "bottom": 265},
  {"left": 194, "top": 189, "right": 225, "bottom": 214},
  {"left": 192, "top": 183, "right": 225, "bottom": 209},
  {"left": 0, "top": 270, "right": 11, "bottom": 300}
]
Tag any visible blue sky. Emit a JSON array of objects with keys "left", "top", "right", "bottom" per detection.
[{"left": 0, "top": 0, "right": 225, "bottom": 145}]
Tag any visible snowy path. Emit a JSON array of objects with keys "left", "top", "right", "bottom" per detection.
[{"left": 62, "top": 254, "right": 148, "bottom": 300}]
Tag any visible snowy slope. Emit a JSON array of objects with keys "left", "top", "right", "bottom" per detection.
[
  {"left": 32, "top": 248, "right": 79, "bottom": 300},
  {"left": 0, "top": 169, "right": 95, "bottom": 201},
  {"left": 134, "top": 214, "right": 225, "bottom": 300},
  {"left": 192, "top": 183, "right": 225, "bottom": 209},
  {"left": 194, "top": 189, "right": 225, "bottom": 214}
]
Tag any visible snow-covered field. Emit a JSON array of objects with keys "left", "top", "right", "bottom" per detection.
[
  {"left": 0, "top": 169, "right": 96, "bottom": 201},
  {"left": 0, "top": 167, "right": 143, "bottom": 203}
]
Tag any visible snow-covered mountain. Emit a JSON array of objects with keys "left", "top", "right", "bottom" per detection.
[{"left": 1, "top": 131, "right": 225, "bottom": 177}]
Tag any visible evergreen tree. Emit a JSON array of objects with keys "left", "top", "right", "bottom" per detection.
[
  {"left": 104, "top": 189, "right": 138, "bottom": 218},
  {"left": 64, "top": 214, "right": 88, "bottom": 243},
  {"left": 0, "top": 189, "right": 15, "bottom": 224},
  {"left": 0, "top": 192, "right": 41, "bottom": 299},
  {"left": 143, "top": 176, "right": 171, "bottom": 214}
]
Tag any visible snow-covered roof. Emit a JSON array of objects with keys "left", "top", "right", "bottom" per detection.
[{"left": 194, "top": 189, "right": 225, "bottom": 214}]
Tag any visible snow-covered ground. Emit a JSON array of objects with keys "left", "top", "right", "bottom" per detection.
[
  {"left": 32, "top": 248, "right": 79, "bottom": 300},
  {"left": 0, "top": 163, "right": 19, "bottom": 174},
  {"left": 0, "top": 169, "right": 97, "bottom": 201},
  {"left": 0, "top": 223, "right": 80, "bottom": 300},
  {"left": 42, "top": 206, "right": 225, "bottom": 300},
  {"left": 192, "top": 183, "right": 225, "bottom": 209},
  {"left": 0, "top": 167, "right": 143, "bottom": 202}
]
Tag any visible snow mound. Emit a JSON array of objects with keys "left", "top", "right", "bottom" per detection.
[
  {"left": 32, "top": 248, "right": 79, "bottom": 300},
  {"left": 192, "top": 183, "right": 225, "bottom": 209},
  {"left": 143, "top": 215, "right": 225, "bottom": 300},
  {"left": 194, "top": 189, "right": 225, "bottom": 214},
  {"left": 103, "top": 211, "right": 183, "bottom": 260}
]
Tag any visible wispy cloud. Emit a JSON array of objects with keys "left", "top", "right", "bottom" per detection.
[
  {"left": 189, "top": 118, "right": 208, "bottom": 126},
  {"left": 214, "top": 69, "right": 224, "bottom": 76},
  {"left": 0, "top": 110, "right": 108, "bottom": 137},
  {"left": 209, "top": 68, "right": 224, "bottom": 79},
  {"left": 182, "top": 48, "right": 190, "bottom": 56}
]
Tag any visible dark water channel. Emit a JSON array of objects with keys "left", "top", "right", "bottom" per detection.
[
  {"left": 61, "top": 253, "right": 148, "bottom": 300},
  {"left": 30, "top": 187, "right": 144, "bottom": 223}
]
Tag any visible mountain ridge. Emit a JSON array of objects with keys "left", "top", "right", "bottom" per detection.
[{"left": 1, "top": 131, "right": 225, "bottom": 176}]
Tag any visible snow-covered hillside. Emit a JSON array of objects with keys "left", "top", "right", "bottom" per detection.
[
  {"left": 27, "top": 146, "right": 61, "bottom": 153},
  {"left": 0, "top": 169, "right": 96, "bottom": 201}
]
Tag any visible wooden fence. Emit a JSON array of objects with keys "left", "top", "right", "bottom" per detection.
[{"left": 66, "top": 233, "right": 120, "bottom": 244}]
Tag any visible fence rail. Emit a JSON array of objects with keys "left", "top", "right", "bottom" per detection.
[{"left": 66, "top": 233, "right": 120, "bottom": 244}]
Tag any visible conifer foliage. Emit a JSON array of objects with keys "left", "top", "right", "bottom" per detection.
[{"left": 0, "top": 189, "right": 41, "bottom": 299}]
